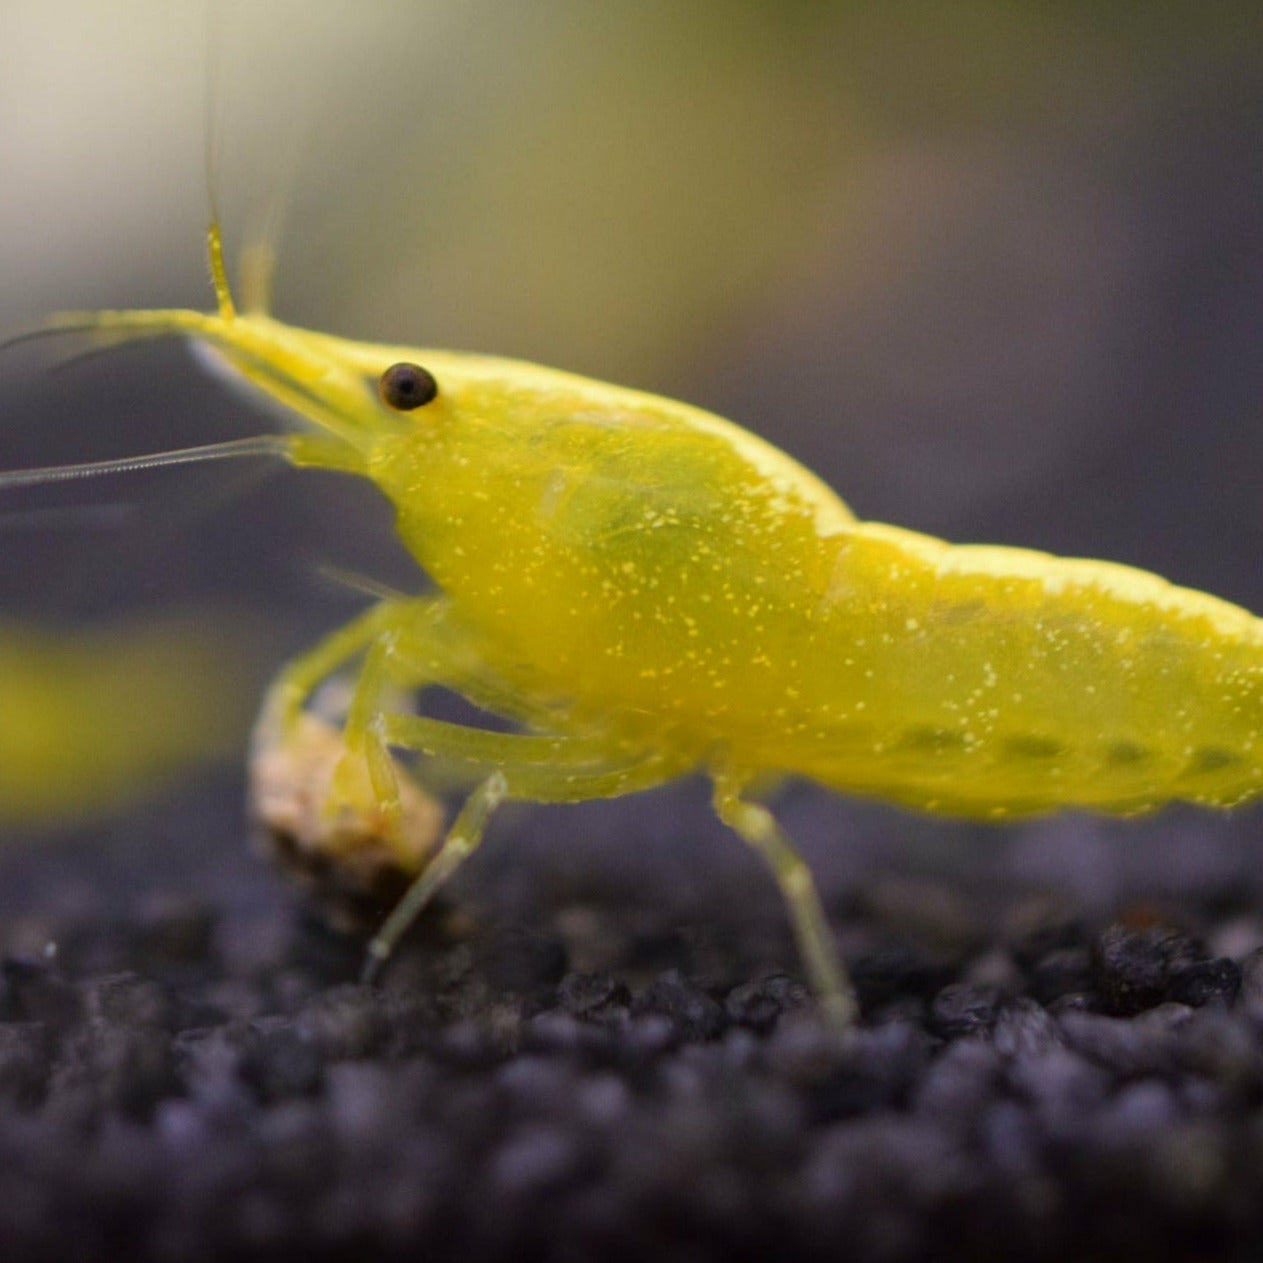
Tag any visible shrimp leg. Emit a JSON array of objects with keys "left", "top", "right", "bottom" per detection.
[
  {"left": 361, "top": 745, "right": 680, "bottom": 980},
  {"left": 259, "top": 597, "right": 429, "bottom": 730},
  {"left": 712, "top": 774, "right": 858, "bottom": 1029}
]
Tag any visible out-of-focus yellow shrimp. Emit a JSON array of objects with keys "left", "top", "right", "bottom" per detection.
[
  {"left": 0, "top": 614, "right": 254, "bottom": 826},
  {"left": 7, "top": 223, "right": 1263, "bottom": 1027}
]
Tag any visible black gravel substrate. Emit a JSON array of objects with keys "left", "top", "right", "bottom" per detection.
[{"left": 6, "top": 789, "right": 1263, "bottom": 1263}]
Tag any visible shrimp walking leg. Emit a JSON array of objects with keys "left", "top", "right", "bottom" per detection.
[
  {"left": 259, "top": 598, "right": 429, "bottom": 729},
  {"left": 712, "top": 777, "right": 858, "bottom": 1029},
  {"left": 362, "top": 771, "right": 507, "bottom": 981},
  {"left": 361, "top": 747, "right": 681, "bottom": 979},
  {"left": 337, "top": 630, "right": 410, "bottom": 834}
]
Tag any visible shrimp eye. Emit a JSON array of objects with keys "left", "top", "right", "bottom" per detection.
[{"left": 378, "top": 362, "right": 438, "bottom": 410}]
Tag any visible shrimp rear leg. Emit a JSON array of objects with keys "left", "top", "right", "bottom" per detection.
[
  {"left": 712, "top": 775, "right": 858, "bottom": 1029},
  {"left": 361, "top": 743, "right": 681, "bottom": 980}
]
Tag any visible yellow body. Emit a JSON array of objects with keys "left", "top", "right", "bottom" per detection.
[
  {"left": 374, "top": 368, "right": 1263, "bottom": 820},
  {"left": 11, "top": 233, "right": 1263, "bottom": 1023},
  {"left": 106, "top": 302, "right": 1263, "bottom": 820}
]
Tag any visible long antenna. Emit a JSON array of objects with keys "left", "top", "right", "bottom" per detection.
[
  {"left": 0, "top": 320, "right": 152, "bottom": 360},
  {"left": 0, "top": 435, "right": 290, "bottom": 491}
]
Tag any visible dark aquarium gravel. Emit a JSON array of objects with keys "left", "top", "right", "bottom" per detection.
[{"left": 6, "top": 780, "right": 1263, "bottom": 1263}]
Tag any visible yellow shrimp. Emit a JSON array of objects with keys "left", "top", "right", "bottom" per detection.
[
  {"left": 0, "top": 613, "right": 256, "bottom": 826},
  {"left": 8, "top": 224, "right": 1263, "bottom": 1026}
]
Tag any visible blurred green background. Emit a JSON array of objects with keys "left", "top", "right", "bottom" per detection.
[{"left": 1, "top": 1, "right": 1262, "bottom": 909}]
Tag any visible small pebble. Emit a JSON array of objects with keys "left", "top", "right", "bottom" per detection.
[
  {"left": 1026, "top": 946, "right": 1093, "bottom": 1005},
  {"left": 928, "top": 982, "right": 1003, "bottom": 1037},
  {"left": 630, "top": 970, "right": 727, "bottom": 1041},
  {"left": 239, "top": 1017, "right": 323, "bottom": 1101},
  {"left": 992, "top": 998, "right": 1063, "bottom": 1059},
  {"left": 1091, "top": 924, "right": 1224, "bottom": 1016},
  {"left": 724, "top": 973, "right": 808, "bottom": 1032},
  {"left": 556, "top": 971, "right": 631, "bottom": 1019}
]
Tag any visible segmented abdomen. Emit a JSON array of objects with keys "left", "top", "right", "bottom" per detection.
[{"left": 768, "top": 523, "right": 1263, "bottom": 819}]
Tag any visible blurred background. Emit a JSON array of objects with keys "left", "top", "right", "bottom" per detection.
[{"left": 1, "top": 0, "right": 1262, "bottom": 937}]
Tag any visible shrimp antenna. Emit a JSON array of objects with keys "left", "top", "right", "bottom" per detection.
[
  {"left": 0, "top": 435, "right": 291, "bottom": 492},
  {"left": 204, "top": 0, "right": 236, "bottom": 320},
  {"left": 0, "top": 321, "right": 164, "bottom": 361},
  {"left": 312, "top": 564, "right": 412, "bottom": 604}
]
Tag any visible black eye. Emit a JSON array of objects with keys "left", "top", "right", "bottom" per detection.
[{"left": 378, "top": 362, "right": 438, "bottom": 410}]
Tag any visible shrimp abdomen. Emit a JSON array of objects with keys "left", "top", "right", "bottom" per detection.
[{"left": 754, "top": 522, "right": 1263, "bottom": 818}]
